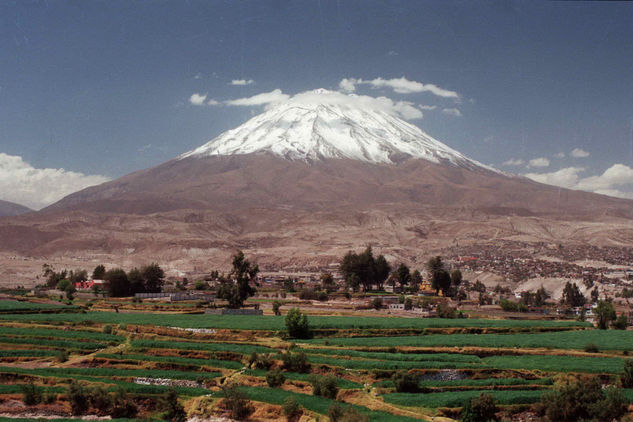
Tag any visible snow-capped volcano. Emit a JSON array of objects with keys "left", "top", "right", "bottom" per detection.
[{"left": 182, "top": 89, "right": 492, "bottom": 171}]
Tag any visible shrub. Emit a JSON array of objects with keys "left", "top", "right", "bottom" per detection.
[
  {"left": 460, "top": 393, "right": 498, "bottom": 422},
  {"left": 272, "top": 301, "right": 282, "bottom": 316},
  {"left": 584, "top": 343, "right": 599, "bottom": 353},
  {"left": 612, "top": 313, "right": 629, "bottom": 330},
  {"left": 437, "top": 302, "right": 457, "bottom": 318},
  {"left": 266, "top": 369, "right": 286, "bottom": 388},
  {"left": 249, "top": 352, "right": 274, "bottom": 370},
  {"left": 404, "top": 298, "right": 413, "bottom": 310},
  {"left": 281, "top": 397, "right": 301, "bottom": 421},
  {"left": 328, "top": 403, "right": 368, "bottom": 422},
  {"left": 67, "top": 381, "right": 90, "bottom": 415},
  {"left": 162, "top": 387, "right": 186, "bottom": 422},
  {"left": 88, "top": 386, "right": 112, "bottom": 414},
  {"left": 102, "top": 325, "right": 113, "bottom": 334},
  {"left": 221, "top": 384, "right": 253, "bottom": 420},
  {"left": 21, "top": 382, "right": 42, "bottom": 406},
  {"left": 372, "top": 297, "right": 383, "bottom": 310},
  {"left": 309, "top": 374, "right": 339, "bottom": 399},
  {"left": 540, "top": 376, "right": 626, "bottom": 422},
  {"left": 111, "top": 388, "right": 138, "bottom": 418},
  {"left": 392, "top": 371, "right": 419, "bottom": 393},
  {"left": 56, "top": 349, "right": 68, "bottom": 363},
  {"left": 621, "top": 360, "right": 633, "bottom": 388},
  {"left": 285, "top": 308, "right": 311, "bottom": 339},
  {"left": 280, "top": 351, "right": 311, "bottom": 373},
  {"left": 499, "top": 299, "right": 527, "bottom": 313}
]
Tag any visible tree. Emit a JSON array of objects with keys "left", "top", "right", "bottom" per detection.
[
  {"left": 560, "top": 281, "right": 585, "bottom": 307},
  {"left": 282, "top": 397, "right": 301, "bottom": 421},
  {"left": 42, "top": 264, "right": 67, "bottom": 288},
  {"left": 621, "top": 359, "right": 633, "bottom": 388},
  {"left": 280, "top": 351, "right": 311, "bottom": 373},
  {"left": 534, "top": 286, "right": 550, "bottom": 306},
  {"left": 111, "top": 387, "right": 138, "bottom": 418},
  {"left": 142, "top": 263, "right": 165, "bottom": 293},
  {"left": 69, "top": 269, "right": 88, "bottom": 284},
  {"left": 426, "top": 256, "right": 451, "bottom": 295},
  {"left": 217, "top": 251, "right": 258, "bottom": 308},
  {"left": 472, "top": 280, "right": 486, "bottom": 293},
  {"left": 372, "top": 297, "right": 383, "bottom": 310},
  {"left": 92, "top": 264, "right": 106, "bottom": 280},
  {"left": 340, "top": 247, "right": 390, "bottom": 291},
  {"left": 272, "top": 300, "right": 282, "bottom": 316},
  {"left": 67, "top": 381, "right": 90, "bottom": 415},
  {"left": 283, "top": 277, "right": 296, "bottom": 292},
  {"left": 104, "top": 268, "right": 130, "bottom": 297},
  {"left": 411, "top": 270, "right": 422, "bottom": 291},
  {"left": 320, "top": 272, "right": 336, "bottom": 293},
  {"left": 346, "top": 274, "right": 361, "bottom": 293},
  {"left": 328, "top": 403, "right": 369, "bottom": 422},
  {"left": 309, "top": 375, "right": 339, "bottom": 399},
  {"left": 285, "top": 307, "right": 311, "bottom": 338},
  {"left": 450, "top": 269, "right": 463, "bottom": 288},
  {"left": 591, "top": 287, "right": 600, "bottom": 303},
  {"left": 266, "top": 369, "right": 286, "bottom": 387},
  {"left": 393, "top": 263, "right": 411, "bottom": 291},
  {"left": 127, "top": 268, "right": 145, "bottom": 294},
  {"left": 595, "top": 300, "right": 616, "bottom": 329},
  {"left": 460, "top": 393, "right": 498, "bottom": 422}
]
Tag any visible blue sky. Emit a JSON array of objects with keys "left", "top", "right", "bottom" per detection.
[{"left": 1, "top": 0, "right": 633, "bottom": 208}]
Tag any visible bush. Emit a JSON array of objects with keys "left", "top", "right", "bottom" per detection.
[
  {"left": 162, "top": 387, "right": 186, "bottom": 422},
  {"left": 437, "top": 302, "right": 457, "bottom": 318},
  {"left": 102, "top": 325, "right": 113, "bottom": 334},
  {"left": 272, "top": 301, "right": 282, "bottom": 316},
  {"left": 88, "top": 386, "right": 112, "bottom": 414},
  {"left": 372, "top": 297, "right": 383, "bottom": 310},
  {"left": 21, "top": 382, "right": 42, "bottom": 406},
  {"left": 280, "top": 351, "right": 311, "bottom": 373},
  {"left": 540, "top": 376, "right": 626, "bottom": 422},
  {"left": 613, "top": 313, "right": 629, "bottom": 330},
  {"left": 499, "top": 299, "right": 527, "bottom": 313},
  {"left": 285, "top": 308, "right": 311, "bottom": 339},
  {"left": 328, "top": 403, "right": 368, "bottom": 422},
  {"left": 392, "top": 371, "right": 419, "bottom": 393},
  {"left": 584, "top": 343, "right": 600, "bottom": 353},
  {"left": 266, "top": 369, "right": 286, "bottom": 388},
  {"left": 67, "top": 381, "right": 90, "bottom": 415},
  {"left": 111, "top": 388, "right": 138, "bottom": 418},
  {"left": 248, "top": 352, "right": 274, "bottom": 370},
  {"left": 221, "top": 384, "right": 253, "bottom": 420},
  {"left": 56, "top": 349, "right": 68, "bottom": 363},
  {"left": 621, "top": 360, "right": 633, "bottom": 388},
  {"left": 281, "top": 397, "right": 301, "bottom": 421},
  {"left": 460, "top": 393, "right": 498, "bottom": 422},
  {"left": 404, "top": 298, "right": 413, "bottom": 310},
  {"left": 309, "top": 374, "right": 339, "bottom": 399}
]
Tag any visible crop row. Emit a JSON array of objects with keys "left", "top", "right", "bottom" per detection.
[
  {"left": 0, "top": 326, "right": 123, "bottom": 342},
  {"left": 375, "top": 377, "right": 554, "bottom": 389},
  {"left": 0, "top": 366, "right": 220, "bottom": 381},
  {"left": 96, "top": 353, "right": 244, "bottom": 370},
  {"left": 0, "top": 311, "right": 589, "bottom": 330},
  {"left": 306, "top": 330, "right": 633, "bottom": 351},
  {"left": 244, "top": 369, "right": 362, "bottom": 389},
  {"left": 0, "top": 336, "right": 110, "bottom": 351},
  {"left": 301, "top": 348, "right": 482, "bottom": 363},
  {"left": 383, "top": 389, "right": 546, "bottom": 408},
  {"left": 130, "top": 339, "right": 272, "bottom": 354}
]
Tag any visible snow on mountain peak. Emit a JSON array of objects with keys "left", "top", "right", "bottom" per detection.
[{"left": 181, "top": 89, "right": 495, "bottom": 171}]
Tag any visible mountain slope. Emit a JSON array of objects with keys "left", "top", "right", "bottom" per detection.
[{"left": 0, "top": 199, "right": 31, "bottom": 217}]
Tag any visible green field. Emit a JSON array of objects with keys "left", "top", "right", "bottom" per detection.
[
  {"left": 0, "top": 300, "right": 78, "bottom": 313},
  {"left": 383, "top": 389, "right": 546, "bottom": 408},
  {"left": 0, "top": 311, "right": 589, "bottom": 330},
  {"left": 305, "top": 329, "right": 633, "bottom": 350}
]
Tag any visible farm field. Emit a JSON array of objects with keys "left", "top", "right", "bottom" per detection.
[{"left": 0, "top": 300, "right": 630, "bottom": 421}]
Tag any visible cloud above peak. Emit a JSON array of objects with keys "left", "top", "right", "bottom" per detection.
[
  {"left": 571, "top": 148, "right": 590, "bottom": 158},
  {"left": 189, "top": 93, "right": 207, "bottom": 106},
  {"left": 0, "top": 153, "right": 110, "bottom": 210},
  {"left": 339, "top": 77, "right": 460, "bottom": 98},
  {"left": 230, "top": 79, "right": 254, "bottom": 86}
]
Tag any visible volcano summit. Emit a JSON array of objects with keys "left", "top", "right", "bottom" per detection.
[{"left": 1, "top": 89, "right": 633, "bottom": 272}]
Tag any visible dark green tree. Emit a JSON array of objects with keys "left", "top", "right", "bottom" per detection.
[
  {"left": 285, "top": 307, "right": 311, "bottom": 339},
  {"left": 92, "top": 264, "right": 106, "bottom": 280},
  {"left": 560, "top": 281, "right": 586, "bottom": 307},
  {"left": 217, "top": 250, "right": 258, "bottom": 308},
  {"left": 595, "top": 300, "right": 616, "bottom": 329},
  {"left": 104, "top": 268, "right": 130, "bottom": 297},
  {"left": 320, "top": 272, "right": 336, "bottom": 293},
  {"left": 394, "top": 263, "right": 411, "bottom": 291},
  {"left": 142, "top": 263, "right": 165, "bottom": 293},
  {"left": 460, "top": 393, "right": 498, "bottom": 422},
  {"left": 127, "top": 267, "right": 145, "bottom": 294},
  {"left": 426, "top": 256, "right": 451, "bottom": 295},
  {"left": 162, "top": 388, "right": 186, "bottom": 422}
]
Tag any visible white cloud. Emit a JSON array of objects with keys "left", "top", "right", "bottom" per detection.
[
  {"left": 524, "top": 164, "right": 633, "bottom": 199},
  {"left": 571, "top": 148, "right": 590, "bottom": 158},
  {"left": 189, "top": 93, "right": 207, "bottom": 106},
  {"left": 225, "top": 89, "right": 290, "bottom": 106},
  {"left": 527, "top": 157, "right": 550, "bottom": 168},
  {"left": 0, "top": 153, "right": 110, "bottom": 210},
  {"left": 524, "top": 167, "right": 584, "bottom": 189},
  {"left": 554, "top": 152, "right": 566, "bottom": 158},
  {"left": 338, "top": 77, "right": 460, "bottom": 98},
  {"left": 207, "top": 99, "right": 219, "bottom": 105},
  {"left": 230, "top": 79, "right": 254, "bottom": 86},
  {"left": 419, "top": 105, "right": 437, "bottom": 110},
  {"left": 503, "top": 158, "right": 525, "bottom": 166},
  {"left": 441, "top": 108, "right": 462, "bottom": 117}
]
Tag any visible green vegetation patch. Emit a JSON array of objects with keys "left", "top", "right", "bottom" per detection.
[
  {"left": 383, "top": 389, "right": 545, "bottom": 408},
  {"left": 0, "top": 366, "right": 220, "bottom": 381},
  {"left": 244, "top": 369, "right": 362, "bottom": 389},
  {"left": 131, "top": 339, "right": 272, "bottom": 354},
  {"left": 482, "top": 355, "right": 630, "bottom": 374}
]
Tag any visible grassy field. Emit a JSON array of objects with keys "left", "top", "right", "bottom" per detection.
[
  {"left": 0, "top": 311, "right": 589, "bottom": 330},
  {"left": 383, "top": 389, "right": 546, "bottom": 408},
  {"left": 0, "top": 300, "right": 78, "bottom": 313},
  {"left": 305, "top": 329, "right": 633, "bottom": 350}
]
